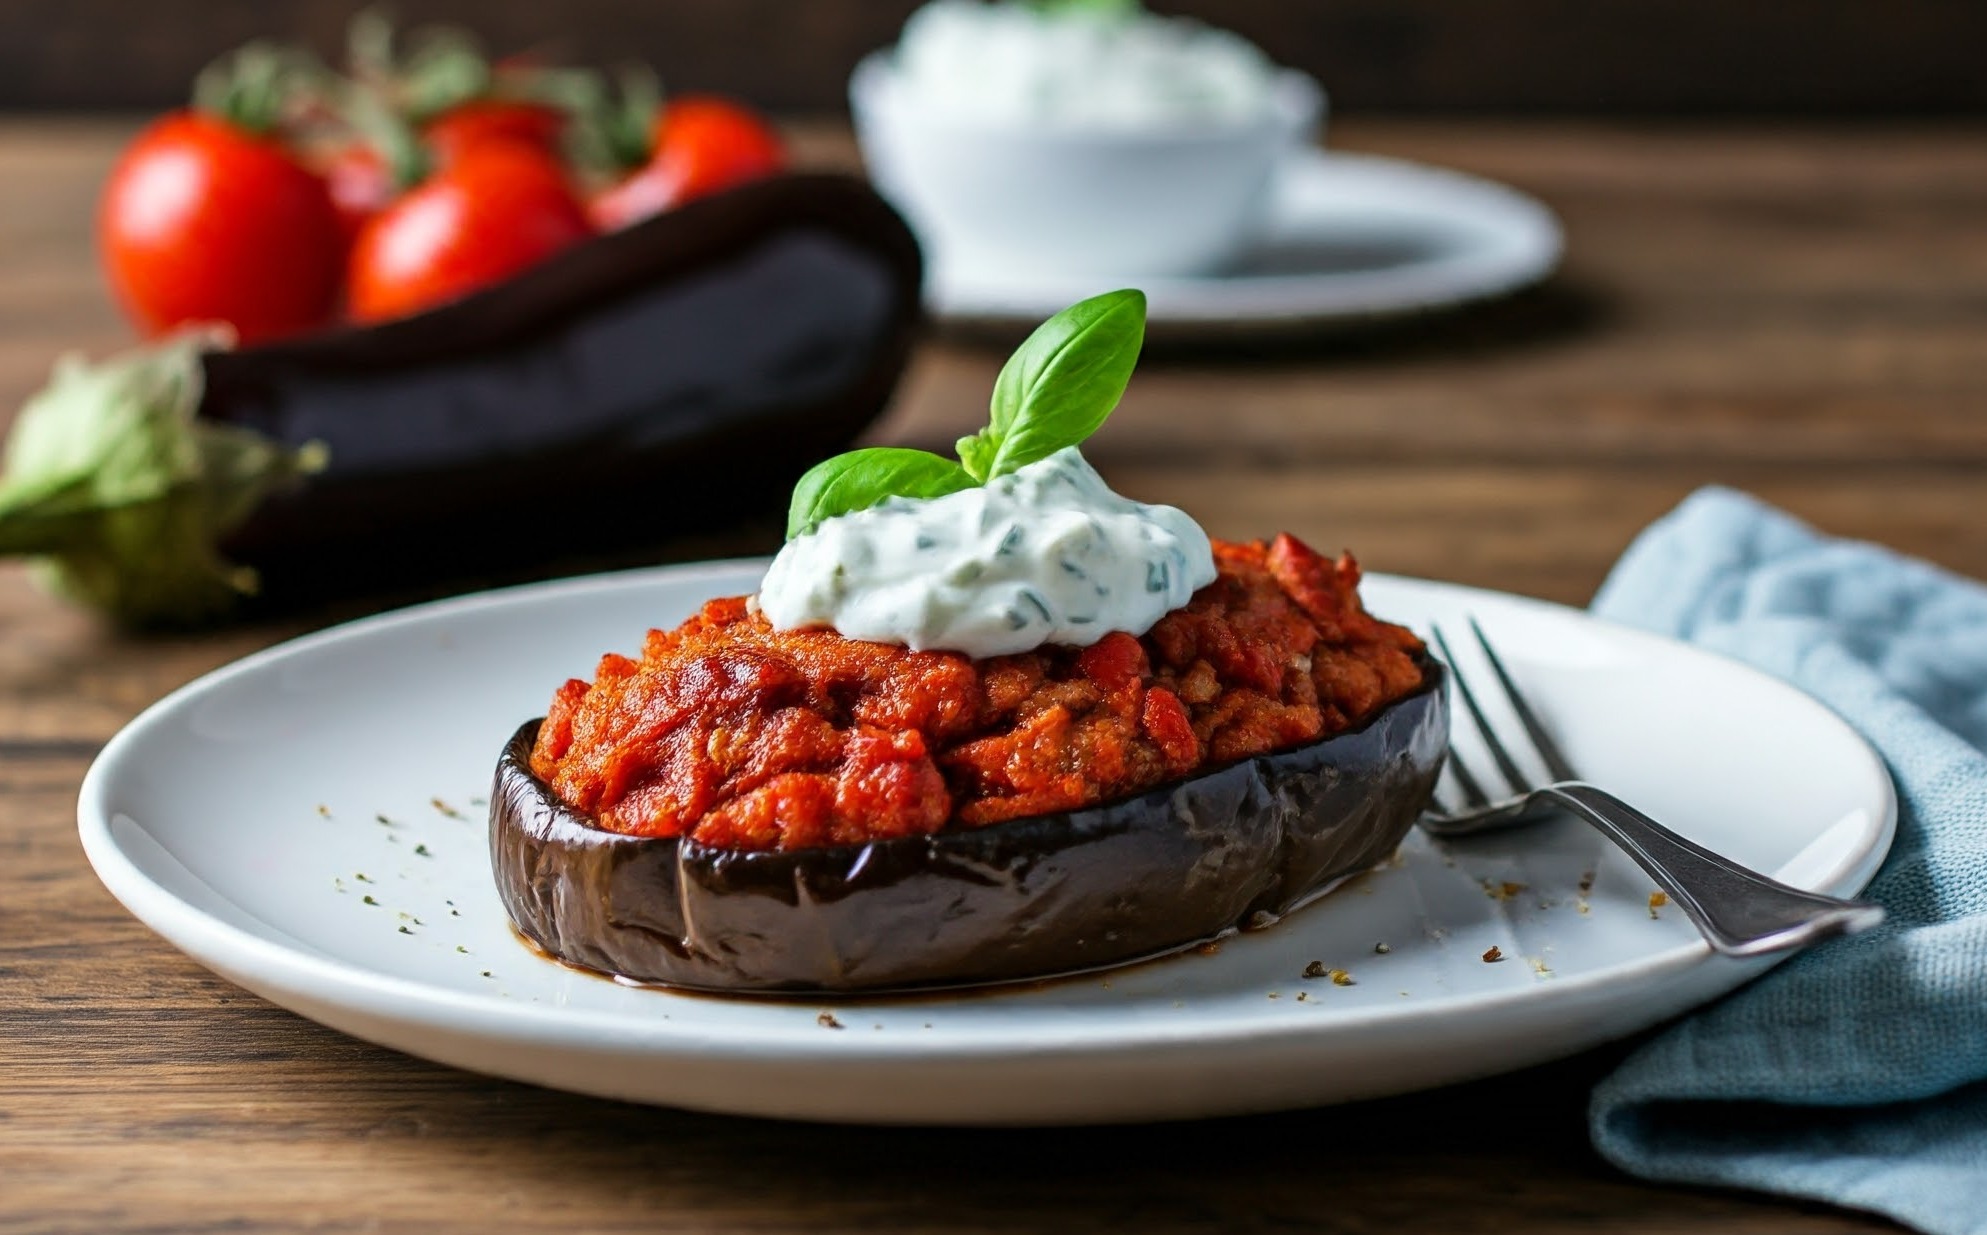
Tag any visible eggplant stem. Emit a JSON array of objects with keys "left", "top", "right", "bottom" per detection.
[{"left": 0, "top": 331, "right": 326, "bottom": 625}]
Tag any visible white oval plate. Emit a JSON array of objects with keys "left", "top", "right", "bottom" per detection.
[
  {"left": 929, "top": 150, "right": 1564, "bottom": 338},
  {"left": 79, "top": 563, "right": 1892, "bottom": 1126}
]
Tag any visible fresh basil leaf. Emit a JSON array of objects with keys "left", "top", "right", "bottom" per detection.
[
  {"left": 960, "top": 288, "right": 1145, "bottom": 481},
  {"left": 781, "top": 292, "right": 1149, "bottom": 539},
  {"left": 786, "top": 447, "right": 975, "bottom": 539}
]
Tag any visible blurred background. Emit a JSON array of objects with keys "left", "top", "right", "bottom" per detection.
[
  {"left": 5, "top": 0, "right": 1985, "bottom": 611},
  {"left": 6, "top": 10, "right": 1987, "bottom": 1233},
  {"left": 6, "top": 0, "right": 1983, "bottom": 115}
]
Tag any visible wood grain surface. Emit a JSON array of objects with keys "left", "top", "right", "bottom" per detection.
[{"left": 8, "top": 115, "right": 1983, "bottom": 1232}]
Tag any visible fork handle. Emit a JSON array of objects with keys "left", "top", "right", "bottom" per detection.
[{"left": 1538, "top": 782, "right": 1885, "bottom": 957}]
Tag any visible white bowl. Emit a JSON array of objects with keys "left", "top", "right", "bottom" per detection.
[{"left": 850, "top": 52, "right": 1325, "bottom": 281}]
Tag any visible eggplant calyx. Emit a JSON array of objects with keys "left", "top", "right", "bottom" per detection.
[{"left": 0, "top": 333, "right": 328, "bottom": 627}]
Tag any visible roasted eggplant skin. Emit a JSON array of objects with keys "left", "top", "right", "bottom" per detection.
[
  {"left": 489, "top": 658, "right": 1447, "bottom": 995},
  {"left": 200, "top": 173, "right": 923, "bottom": 609}
]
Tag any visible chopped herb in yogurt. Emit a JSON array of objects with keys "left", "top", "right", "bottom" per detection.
[{"left": 758, "top": 290, "right": 1214, "bottom": 657}]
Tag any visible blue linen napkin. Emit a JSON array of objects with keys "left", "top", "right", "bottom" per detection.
[{"left": 1587, "top": 487, "right": 1987, "bottom": 1235}]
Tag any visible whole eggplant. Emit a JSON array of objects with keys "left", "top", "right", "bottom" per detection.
[
  {"left": 489, "top": 659, "right": 1448, "bottom": 995},
  {"left": 0, "top": 173, "right": 923, "bottom": 625}
]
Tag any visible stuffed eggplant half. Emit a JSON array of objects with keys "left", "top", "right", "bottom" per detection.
[
  {"left": 488, "top": 289, "right": 1449, "bottom": 994},
  {"left": 492, "top": 533, "right": 1446, "bottom": 993}
]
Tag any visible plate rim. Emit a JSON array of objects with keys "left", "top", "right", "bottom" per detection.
[
  {"left": 926, "top": 149, "right": 1566, "bottom": 327},
  {"left": 77, "top": 559, "right": 1896, "bottom": 1065}
]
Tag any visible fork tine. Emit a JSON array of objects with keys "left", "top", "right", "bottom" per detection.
[
  {"left": 1443, "top": 748, "right": 1492, "bottom": 810},
  {"left": 1428, "top": 653, "right": 1493, "bottom": 808},
  {"left": 1433, "top": 624, "right": 1532, "bottom": 796},
  {"left": 1468, "top": 617, "right": 1578, "bottom": 783}
]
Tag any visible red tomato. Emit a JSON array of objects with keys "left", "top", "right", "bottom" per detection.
[
  {"left": 98, "top": 111, "right": 343, "bottom": 344},
  {"left": 422, "top": 100, "right": 566, "bottom": 165},
  {"left": 589, "top": 95, "right": 784, "bottom": 231},
  {"left": 321, "top": 100, "right": 563, "bottom": 254},
  {"left": 347, "top": 143, "right": 593, "bottom": 323},
  {"left": 653, "top": 96, "right": 786, "bottom": 200}
]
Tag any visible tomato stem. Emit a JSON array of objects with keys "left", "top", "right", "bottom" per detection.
[
  {"left": 337, "top": 83, "right": 431, "bottom": 191},
  {"left": 335, "top": 9, "right": 611, "bottom": 189},
  {"left": 565, "top": 64, "right": 661, "bottom": 174},
  {"left": 347, "top": 10, "right": 491, "bottom": 123},
  {"left": 192, "top": 41, "right": 328, "bottom": 135}
]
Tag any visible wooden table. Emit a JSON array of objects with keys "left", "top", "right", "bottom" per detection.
[{"left": 8, "top": 117, "right": 1983, "bottom": 1233}]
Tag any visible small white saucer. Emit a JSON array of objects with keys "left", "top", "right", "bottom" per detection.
[{"left": 928, "top": 150, "right": 1564, "bottom": 338}]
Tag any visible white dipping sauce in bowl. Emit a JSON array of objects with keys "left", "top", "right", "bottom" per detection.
[
  {"left": 852, "top": 1, "right": 1324, "bottom": 279},
  {"left": 892, "top": 0, "right": 1278, "bottom": 129}
]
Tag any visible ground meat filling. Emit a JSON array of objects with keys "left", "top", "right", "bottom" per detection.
[{"left": 530, "top": 533, "right": 1426, "bottom": 851}]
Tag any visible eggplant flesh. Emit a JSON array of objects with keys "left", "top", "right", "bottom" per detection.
[
  {"left": 201, "top": 173, "right": 923, "bottom": 609},
  {"left": 489, "top": 659, "right": 1448, "bottom": 995}
]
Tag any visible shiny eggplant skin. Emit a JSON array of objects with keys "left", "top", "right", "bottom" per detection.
[
  {"left": 199, "top": 173, "right": 922, "bottom": 608},
  {"left": 489, "top": 659, "right": 1447, "bottom": 995}
]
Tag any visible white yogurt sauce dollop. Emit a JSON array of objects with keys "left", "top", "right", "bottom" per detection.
[
  {"left": 891, "top": 0, "right": 1278, "bottom": 130},
  {"left": 758, "top": 447, "right": 1216, "bottom": 658}
]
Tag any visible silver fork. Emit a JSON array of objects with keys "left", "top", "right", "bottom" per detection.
[{"left": 1423, "top": 618, "right": 1885, "bottom": 957}]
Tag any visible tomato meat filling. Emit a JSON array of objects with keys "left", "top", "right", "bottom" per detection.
[{"left": 531, "top": 533, "right": 1426, "bottom": 851}]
